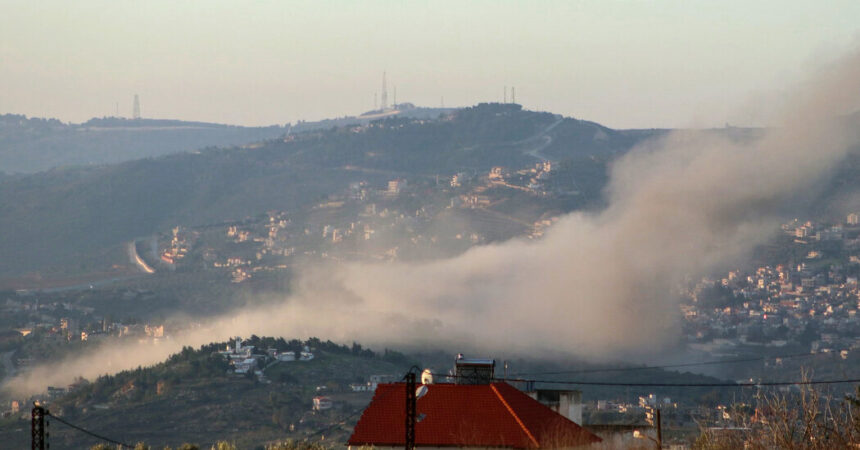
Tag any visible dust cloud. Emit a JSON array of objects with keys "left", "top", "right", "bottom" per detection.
[{"left": 6, "top": 49, "right": 860, "bottom": 397}]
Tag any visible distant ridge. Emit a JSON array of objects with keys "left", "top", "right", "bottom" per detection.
[
  {"left": 80, "top": 117, "right": 245, "bottom": 129},
  {"left": 0, "top": 103, "right": 649, "bottom": 276},
  {"left": 0, "top": 113, "right": 286, "bottom": 173}
]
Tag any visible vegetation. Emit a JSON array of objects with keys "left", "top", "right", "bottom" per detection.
[
  {"left": 9, "top": 337, "right": 418, "bottom": 448},
  {"left": 61, "top": 344, "right": 230, "bottom": 406},
  {"left": 0, "top": 104, "right": 650, "bottom": 277},
  {"left": 88, "top": 439, "right": 330, "bottom": 450},
  {"left": 693, "top": 384, "right": 860, "bottom": 449}
]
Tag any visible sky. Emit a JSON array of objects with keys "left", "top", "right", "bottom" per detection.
[{"left": 1, "top": 1, "right": 859, "bottom": 129}]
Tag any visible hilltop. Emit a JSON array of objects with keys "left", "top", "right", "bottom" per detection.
[
  {"left": 0, "top": 106, "right": 455, "bottom": 175},
  {"left": 0, "top": 103, "right": 650, "bottom": 278},
  {"left": 0, "top": 114, "right": 291, "bottom": 174}
]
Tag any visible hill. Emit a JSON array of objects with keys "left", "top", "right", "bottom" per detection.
[
  {"left": 0, "top": 337, "right": 415, "bottom": 448},
  {"left": 0, "top": 114, "right": 293, "bottom": 174},
  {"left": 0, "top": 337, "right": 739, "bottom": 448},
  {"left": 0, "top": 103, "right": 653, "bottom": 278},
  {"left": 0, "top": 107, "right": 455, "bottom": 175}
]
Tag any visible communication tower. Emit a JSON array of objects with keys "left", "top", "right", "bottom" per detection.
[
  {"left": 132, "top": 94, "right": 141, "bottom": 119},
  {"left": 380, "top": 72, "right": 388, "bottom": 110}
]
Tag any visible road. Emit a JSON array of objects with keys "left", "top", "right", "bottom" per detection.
[
  {"left": 128, "top": 239, "right": 156, "bottom": 274},
  {"left": 525, "top": 135, "right": 554, "bottom": 162},
  {"left": 520, "top": 116, "right": 564, "bottom": 162}
]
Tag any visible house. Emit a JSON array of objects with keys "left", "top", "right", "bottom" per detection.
[
  {"left": 233, "top": 357, "right": 257, "bottom": 374},
  {"left": 528, "top": 389, "right": 583, "bottom": 425},
  {"left": 347, "top": 382, "right": 601, "bottom": 449},
  {"left": 313, "top": 396, "right": 333, "bottom": 411},
  {"left": 387, "top": 179, "right": 407, "bottom": 197},
  {"left": 276, "top": 352, "right": 296, "bottom": 362}
]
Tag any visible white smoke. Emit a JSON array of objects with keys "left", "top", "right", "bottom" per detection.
[{"left": 6, "top": 48, "right": 860, "bottom": 397}]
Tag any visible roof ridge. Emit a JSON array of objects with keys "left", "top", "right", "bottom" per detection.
[{"left": 491, "top": 383, "right": 540, "bottom": 448}]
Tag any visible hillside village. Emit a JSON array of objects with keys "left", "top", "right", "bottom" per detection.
[
  {"left": 681, "top": 215, "right": 860, "bottom": 361},
  {"left": 150, "top": 158, "right": 567, "bottom": 285},
  {"left": 0, "top": 106, "right": 857, "bottom": 448}
]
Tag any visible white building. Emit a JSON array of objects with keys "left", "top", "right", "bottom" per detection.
[{"left": 313, "top": 396, "right": 333, "bottom": 410}]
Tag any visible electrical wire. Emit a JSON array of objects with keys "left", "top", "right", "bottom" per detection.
[
  {"left": 502, "top": 377, "right": 860, "bottom": 388},
  {"left": 304, "top": 366, "right": 417, "bottom": 440},
  {"left": 305, "top": 408, "right": 364, "bottom": 439},
  {"left": 509, "top": 351, "right": 823, "bottom": 377},
  {"left": 47, "top": 412, "right": 135, "bottom": 448},
  {"left": 430, "top": 372, "right": 860, "bottom": 388}
]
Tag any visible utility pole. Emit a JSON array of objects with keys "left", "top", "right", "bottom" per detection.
[
  {"left": 405, "top": 372, "right": 416, "bottom": 450},
  {"left": 32, "top": 404, "right": 47, "bottom": 450},
  {"left": 656, "top": 408, "right": 662, "bottom": 449}
]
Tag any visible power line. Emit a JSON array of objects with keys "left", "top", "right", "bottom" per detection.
[
  {"left": 510, "top": 352, "right": 822, "bottom": 377},
  {"left": 305, "top": 408, "right": 363, "bottom": 439},
  {"left": 502, "top": 377, "right": 860, "bottom": 388},
  {"left": 305, "top": 366, "right": 412, "bottom": 441},
  {"left": 47, "top": 412, "right": 134, "bottom": 448},
  {"left": 430, "top": 372, "right": 860, "bottom": 389}
]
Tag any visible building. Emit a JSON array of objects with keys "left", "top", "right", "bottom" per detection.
[
  {"left": 387, "top": 179, "right": 407, "bottom": 197},
  {"left": 528, "top": 389, "right": 583, "bottom": 425},
  {"left": 233, "top": 358, "right": 257, "bottom": 374},
  {"left": 313, "top": 396, "right": 333, "bottom": 411},
  {"left": 347, "top": 382, "right": 601, "bottom": 449},
  {"left": 489, "top": 166, "right": 505, "bottom": 181}
]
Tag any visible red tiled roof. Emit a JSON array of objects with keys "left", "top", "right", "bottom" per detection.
[{"left": 347, "top": 382, "right": 601, "bottom": 448}]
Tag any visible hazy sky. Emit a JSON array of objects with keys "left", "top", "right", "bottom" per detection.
[{"left": 1, "top": 1, "right": 859, "bottom": 128}]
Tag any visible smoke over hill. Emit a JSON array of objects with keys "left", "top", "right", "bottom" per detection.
[{"left": 6, "top": 48, "right": 860, "bottom": 397}]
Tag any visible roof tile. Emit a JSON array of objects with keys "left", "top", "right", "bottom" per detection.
[{"left": 348, "top": 382, "right": 601, "bottom": 448}]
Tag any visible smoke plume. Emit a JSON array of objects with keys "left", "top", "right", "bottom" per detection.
[{"left": 6, "top": 49, "right": 860, "bottom": 397}]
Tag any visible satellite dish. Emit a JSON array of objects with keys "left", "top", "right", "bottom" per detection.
[
  {"left": 416, "top": 385, "right": 428, "bottom": 400},
  {"left": 421, "top": 369, "right": 434, "bottom": 385}
]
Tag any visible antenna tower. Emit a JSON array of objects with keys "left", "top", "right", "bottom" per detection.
[
  {"left": 511, "top": 87, "right": 516, "bottom": 104},
  {"left": 380, "top": 72, "right": 388, "bottom": 110},
  {"left": 132, "top": 94, "right": 141, "bottom": 120}
]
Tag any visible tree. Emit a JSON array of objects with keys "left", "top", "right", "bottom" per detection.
[{"left": 694, "top": 381, "right": 860, "bottom": 449}]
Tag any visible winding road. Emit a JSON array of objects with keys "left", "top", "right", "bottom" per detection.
[
  {"left": 128, "top": 239, "right": 156, "bottom": 274},
  {"left": 521, "top": 116, "right": 564, "bottom": 162}
]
